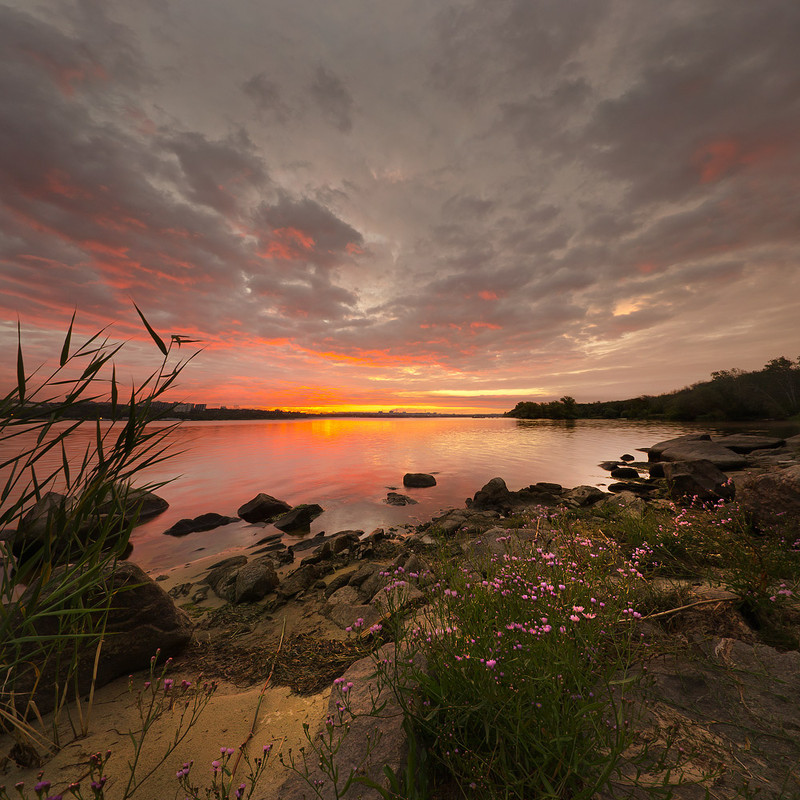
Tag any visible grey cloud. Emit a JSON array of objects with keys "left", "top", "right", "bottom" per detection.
[
  {"left": 242, "top": 72, "right": 290, "bottom": 120},
  {"left": 310, "top": 66, "right": 355, "bottom": 133}
]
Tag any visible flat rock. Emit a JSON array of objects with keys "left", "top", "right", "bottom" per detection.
[
  {"left": 647, "top": 433, "right": 712, "bottom": 459},
  {"left": 402, "top": 472, "right": 437, "bottom": 488},
  {"left": 657, "top": 441, "right": 747, "bottom": 470},
  {"left": 385, "top": 491, "right": 418, "bottom": 505},
  {"left": 714, "top": 434, "right": 785, "bottom": 453},
  {"left": 163, "top": 512, "right": 238, "bottom": 537}
]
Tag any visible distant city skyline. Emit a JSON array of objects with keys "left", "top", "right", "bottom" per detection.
[{"left": 2, "top": 2, "right": 799, "bottom": 414}]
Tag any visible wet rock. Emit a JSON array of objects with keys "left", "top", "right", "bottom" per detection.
[
  {"left": 273, "top": 504, "right": 324, "bottom": 533},
  {"left": 234, "top": 559, "right": 279, "bottom": 603},
  {"left": 402, "top": 473, "right": 436, "bottom": 488},
  {"left": 237, "top": 493, "right": 291, "bottom": 523},
  {"left": 599, "top": 461, "right": 620, "bottom": 471},
  {"left": 609, "top": 466, "right": 640, "bottom": 480},
  {"left": 662, "top": 460, "right": 735, "bottom": 502},
  {"left": 163, "top": 512, "right": 238, "bottom": 537},
  {"left": 292, "top": 531, "right": 329, "bottom": 552},
  {"left": 385, "top": 491, "right": 418, "bottom": 505},
  {"left": 620, "top": 453, "right": 635, "bottom": 462}
]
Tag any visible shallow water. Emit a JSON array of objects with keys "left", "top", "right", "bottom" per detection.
[{"left": 123, "top": 417, "right": 708, "bottom": 571}]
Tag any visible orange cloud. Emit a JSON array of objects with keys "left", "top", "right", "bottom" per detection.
[
  {"left": 469, "top": 321, "right": 501, "bottom": 330},
  {"left": 258, "top": 227, "right": 316, "bottom": 260},
  {"left": 478, "top": 290, "right": 498, "bottom": 300},
  {"left": 692, "top": 137, "right": 788, "bottom": 183}
]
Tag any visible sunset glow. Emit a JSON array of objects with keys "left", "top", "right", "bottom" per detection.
[{"left": 1, "top": 2, "right": 799, "bottom": 413}]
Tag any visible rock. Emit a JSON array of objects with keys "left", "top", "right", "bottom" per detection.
[
  {"left": 234, "top": 559, "right": 279, "bottom": 603},
  {"left": 163, "top": 512, "right": 238, "bottom": 537},
  {"left": 13, "top": 492, "right": 74, "bottom": 556},
  {"left": 325, "top": 573, "right": 355, "bottom": 598},
  {"left": 467, "top": 477, "right": 513, "bottom": 512},
  {"left": 648, "top": 462, "right": 666, "bottom": 478},
  {"left": 562, "top": 485, "right": 606, "bottom": 507},
  {"left": 331, "top": 531, "right": 362, "bottom": 553},
  {"left": 609, "top": 467, "right": 641, "bottom": 479},
  {"left": 273, "top": 504, "right": 324, "bottom": 533},
  {"left": 533, "top": 481, "right": 563, "bottom": 493},
  {"left": 648, "top": 435, "right": 747, "bottom": 469},
  {"left": 118, "top": 487, "right": 169, "bottom": 521},
  {"left": 277, "top": 564, "right": 319, "bottom": 598},
  {"left": 647, "top": 433, "right": 712, "bottom": 459},
  {"left": 598, "top": 491, "right": 647, "bottom": 518},
  {"left": 12, "top": 562, "right": 192, "bottom": 716},
  {"left": 620, "top": 453, "right": 635, "bottom": 462},
  {"left": 385, "top": 491, "right": 418, "bottom": 506},
  {"left": 786, "top": 434, "right": 800, "bottom": 450},
  {"left": 607, "top": 482, "right": 658, "bottom": 496},
  {"left": 662, "top": 460, "right": 734, "bottom": 503},
  {"left": 205, "top": 555, "right": 248, "bottom": 601},
  {"left": 348, "top": 562, "right": 380, "bottom": 588},
  {"left": 714, "top": 434, "right": 785, "bottom": 453},
  {"left": 599, "top": 461, "right": 620, "bottom": 471},
  {"left": 402, "top": 473, "right": 437, "bottom": 488},
  {"left": 277, "top": 644, "right": 426, "bottom": 800},
  {"left": 237, "top": 493, "right": 292, "bottom": 523},
  {"left": 737, "top": 464, "right": 800, "bottom": 528},
  {"left": 292, "top": 531, "right": 329, "bottom": 552}
]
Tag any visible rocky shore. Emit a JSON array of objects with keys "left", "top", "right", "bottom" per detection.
[{"left": 4, "top": 431, "right": 800, "bottom": 798}]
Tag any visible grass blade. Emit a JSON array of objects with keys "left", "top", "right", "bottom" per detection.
[{"left": 133, "top": 303, "right": 168, "bottom": 356}]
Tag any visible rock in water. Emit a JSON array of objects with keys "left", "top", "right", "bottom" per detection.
[
  {"left": 237, "top": 493, "right": 292, "bottom": 523},
  {"left": 402, "top": 473, "right": 437, "bottom": 487},
  {"left": 385, "top": 491, "right": 417, "bottom": 505},
  {"left": 273, "top": 504, "right": 324, "bottom": 532},
  {"left": 163, "top": 512, "right": 238, "bottom": 536},
  {"left": 468, "top": 477, "right": 513, "bottom": 512}
]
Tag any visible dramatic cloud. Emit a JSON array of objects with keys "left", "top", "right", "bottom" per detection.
[{"left": 1, "top": 0, "right": 798, "bottom": 412}]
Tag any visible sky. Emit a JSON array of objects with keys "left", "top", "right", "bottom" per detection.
[{"left": 1, "top": 0, "right": 799, "bottom": 414}]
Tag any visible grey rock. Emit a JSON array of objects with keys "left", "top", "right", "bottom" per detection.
[
  {"left": 348, "top": 562, "right": 380, "bottom": 588},
  {"left": 662, "top": 460, "right": 735, "bottom": 502},
  {"left": 205, "top": 555, "right": 248, "bottom": 601},
  {"left": 597, "top": 492, "right": 647, "bottom": 518},
  {"left": 276, "top": 644, "right": 426, "bottom": 800},
  {"left": 234, "top": 560, "right": 279, "bottom": 603},
  {"left": 737, "top": 464, "right": 800, "bottom": 528},
  {"left": 714, "top": 434, "right": 784, "bottom": 453},
  {"left": 402, "top": 473, "right": 437, "bottom": 488},
  {"left": 563, "top": 485, "right": 606, "bottom": 507},
  {"left": 276, "top": 564, "right": 319, "bottom": 598},
  {"left": 237, "top": 493, "right": 291, "bottom": 523},
  {"left": 649, "top": 436, "right": 747, "bottom": 469}
]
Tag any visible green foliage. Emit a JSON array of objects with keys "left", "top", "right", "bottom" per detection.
[
  {"left": 0, "top": 313, "right": 194, "bottom": 749},
  {"left": 506, "top": 354, "right": 800, "bottom": 421}
]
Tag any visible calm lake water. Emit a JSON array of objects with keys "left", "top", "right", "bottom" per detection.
[{"left": 122, "top": 417, "right": 706, "bottom": 572}]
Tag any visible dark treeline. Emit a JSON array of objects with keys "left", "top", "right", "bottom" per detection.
[{"left": 506, "top": 356, "right": 800, "bottom": 422}]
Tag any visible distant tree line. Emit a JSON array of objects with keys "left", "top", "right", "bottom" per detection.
[{"left": 506, "top": 356, "right": 800, "bottom": 422}]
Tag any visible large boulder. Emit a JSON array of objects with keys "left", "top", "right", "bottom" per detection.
[
  {"left": 273, "top": 504, "right": 324, "bottom": 532},
  {"left": 163, "top": 512, "right": 238, "bottom": 537},
  {"left": 737, "top": 464, "right": 800, "bottom": 529},
  {"left": 714, "top": 434, "right": 785, "bottom": 453},
  {"left": 276, "top": 644, "right": 426, "bottom": 800},
  {"left": 237, "top": 493, "right": 292, "bottom": 523},
  {"left": 205, "top": 555, "right": 248, "bottom": 601},
  {"left": 467, "top": 477, "right": 514, "bottom": 512},
  {"left": 234, "top": 559, "right": 279, "bottom": 603},
  {"left": 12, "top": 562, "right": 192, "bottom": 716},
  {"left": 650, "top": 436, "right": 747, "bottom": 470},
  {"left": 661, "top": 460, "right": 735, "bottom": 502},
  {"left": 647, "top": 433, "right": 712, "bottom": 459},
  {"left": 402, "top": 473, "right": 436, "bottom": 488}
]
